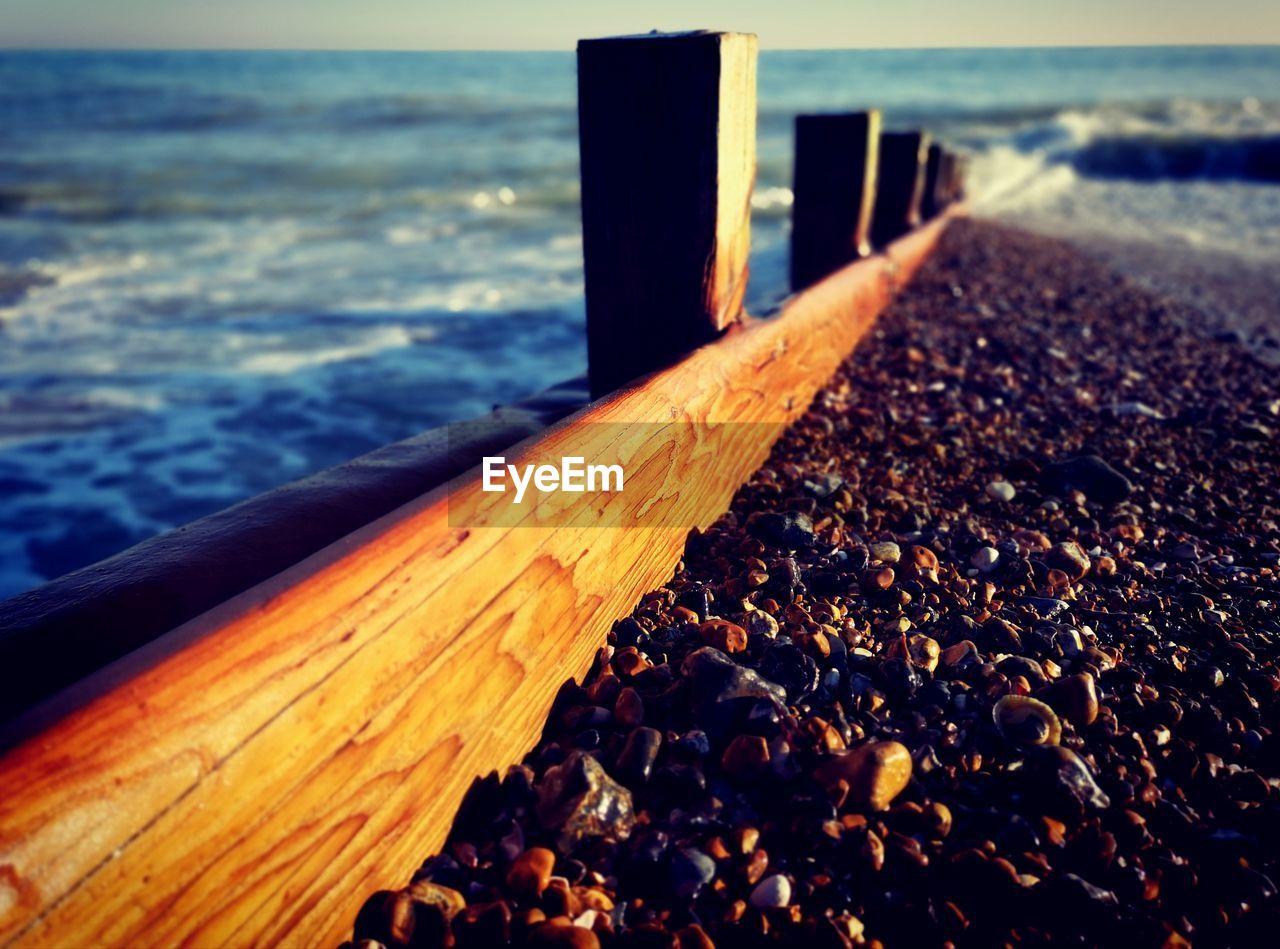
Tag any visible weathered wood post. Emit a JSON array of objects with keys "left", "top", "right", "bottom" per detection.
[
  {"left": 789, "top": 110, "right": 881, "bottom": 292},
  {"left": 870, "top": 130, "right": 931, "bottom": 247},
  {"left": 922, "top": 142, "right": 944, "bottom": 219},
  {"left": 577, "top": 31, "right": 758, "bottom": 398}
]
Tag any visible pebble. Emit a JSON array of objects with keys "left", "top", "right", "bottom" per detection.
[
  {"left": 748, "top": 874, "right": 792, "bottom": 909},
  {"left": 971, "top": 546, "right": 1000, "bottom": 571},
  {"left": 813, "top": 740, "right": 913, "bottom": 811},
  {"left": 506, "top": 848, "right": 555, "bottom": 899},
  {"left": 669, "top": 846, "right": 716, "bottom": 899},
  {"left": 870, "top": 540, "right": 901, "bottom": 564},
  {"left": 616, "top": 726, "right": 662, "bottom": 783},
  {"left": 745, "top": 510, "right": 815, "bottom": 549},
  {"left": 697, "top": 618, "right": 747, "bottom": 653},
  {"left": 1046, "top": 540, "right": 1091, "bottom": 580},
  {"left": 986, "top": 480, "right": 1016, "bottom": 502},
  {"left": 535, "top": 751, "right": 635, "bottom": 850},
  {"left": 743, "top": 610, "right": 779, "bottom": 639},
  {"left": 1040, "top": 454, "right": 1135, "bottom": 505}
]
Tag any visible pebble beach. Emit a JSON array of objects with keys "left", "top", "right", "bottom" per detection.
[{"left": 346, "top": 219, "right": 1280, "bottom": 948}]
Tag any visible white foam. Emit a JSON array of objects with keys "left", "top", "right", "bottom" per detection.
[{"left": 237, "top": 326, "right": 415, "bottom": 374}]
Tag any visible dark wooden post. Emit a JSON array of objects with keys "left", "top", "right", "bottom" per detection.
[
  {"left": 789, "top": 110, "right": 881, "bottom": 292},
  {"left": 870, "top": 130, "right": 931, "bottom": 247},
  {"left": 577, "top": 31, "right": 758, "bottom": 398},
  {"left": 922, "top": 142, "right": 944, "bottom": 219}
]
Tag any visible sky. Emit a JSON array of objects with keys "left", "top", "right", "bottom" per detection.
[{"left": 2, "top": 0, "right": 1279, "bottom": 50}]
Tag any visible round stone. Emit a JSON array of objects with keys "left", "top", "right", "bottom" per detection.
[
  {"left": 986, "top": 480, "right": 1016, "bottom": 502},
  {"left": 749, "top": 873, "right": 792, "bottom": 908},
  {"left": 813, "top": 740, "right": 913, "bottom": 811},
  {"left": 507, "top": 847, "right": 556, "bottom": 898},
  {"left": 970, "top": 546, "right": 1000, "bottom": 571},
  {"left": 870, "top": 541, "right": 901, "bottom": 564}
]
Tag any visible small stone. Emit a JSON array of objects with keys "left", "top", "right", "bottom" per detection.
[
  {"left": 681, "top": 647, "right": 787, "bottom": 710},
  {"left": 971, "top": 546, "right": 1000, "bottom": 571},
  {"left": 404, "top": 881, "right": 465, "bottom": 922},
  {"left": 986, "top": 480, "right": 1016, "bottom": 502},
  {"left": 745, "top": 510, "right": 815, "bottom": 549},
  {"left": 1024, "top": 745, "right": 1111, "bottom": 812},
  {"left": 1040, "top": 455, "right": 1134, "bottom": 505},
  {"left": 940, "top": 640, "right": 979, "bottom": 668},
  {"left": 1043, "top": 672, "right": 1099, "bottom": 729},
  {"left": 526, "top": 920, "right": 601, "bottom": 948},
  {"left": 813, "top": 740, "right": 913, "bottom": 811},
  {"left": 669, "top": 846, "right": 716, "bottom": 898},
  {"left": 865, "top": 566, "right": 896, "bottom": 590},
  {"left": 1105, "top": 401, "right": 1163, "bottom": 419},
  {"left": 1046, "top": 541, "right": 1091, "bottom": 580},
  {"left": 698, "top": 619, "right": 747, "bottom": 653},
  {"left": 748, "top": 874, "right": 792, "bottom": 909},
  {"left": 887, "top": 633, "right": 939, "bottom": 673},
  {"left": 757, "top": 640, "right": 820, "bottom": 702},
  {"left": 507, "top": 847, "right": 556, "bottom": 899},
  {"left": 614, "top": 687, "right": 645, "bottom": 728},
  {"left": 536, "top": 751, "right": 635, "bottom": 851},
  {"left": 803, "top": 472, "right": 844, "bottom": 498},
  {"left": 1020, "top": 596, "right": 1069, "bottom": 620},
  {"left": 1053, "top": 628, "right": 1084, "bottom": 657},
  {"left": 721, "top": 734, "right": 771, "bottom": 778},
  {"left": 744, "top": 610, "right": 779, "bottom": 639},
  {"left": 870, "top": 541, "right": 901, "bottom": 564},
  {"left": 616, "top": 727, "right": 662, "bottom": 783}
]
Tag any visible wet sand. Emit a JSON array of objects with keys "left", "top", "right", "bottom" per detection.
[{"left": 347, "top": 220, "right": 1280, "bottom": 948}]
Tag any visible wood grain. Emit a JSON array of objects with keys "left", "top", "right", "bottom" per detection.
[{"left": 0, "top": 212, "right": 959, "bottom": 948}]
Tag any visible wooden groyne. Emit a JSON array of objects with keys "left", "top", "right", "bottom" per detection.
[{"left": 0, "top": 31, "right": 965, "bottom": 947}]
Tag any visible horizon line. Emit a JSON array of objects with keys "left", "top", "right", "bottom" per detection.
[{"left": 3, "top": 41, "right": 1280, "bottom": 53}]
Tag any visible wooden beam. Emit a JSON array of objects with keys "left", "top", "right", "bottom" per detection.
[
  {"left": 789, "top": 110, "right": 881, "bottom": 292},
  {"left": 0, "top": 211, "right": 961, "bottom": 949},
  {"left": 871, "top": 130, "right": 931, "bottom": 247},
  {"left": 578, "top": 31, "right": 757, "bottom": 398}
]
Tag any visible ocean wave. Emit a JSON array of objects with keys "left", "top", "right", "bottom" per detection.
[
  {"left": 1019, "top": 99, "right": 1280, "bottom": 183},
  {"left": 1070, "top": 133, "right": 1280, "bottom": 182}
]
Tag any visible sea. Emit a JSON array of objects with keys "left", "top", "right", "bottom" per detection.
[{"left": 1, "top": 46, "right": 1278, "bottom": 598}]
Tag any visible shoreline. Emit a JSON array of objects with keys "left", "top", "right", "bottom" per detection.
[{"left": 348, "top": 219, "right": 1280, "bottom": 947}]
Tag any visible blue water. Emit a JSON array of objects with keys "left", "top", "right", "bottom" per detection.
[{"left": 2, "top": 47, "right": 1279, "bottom": 597}]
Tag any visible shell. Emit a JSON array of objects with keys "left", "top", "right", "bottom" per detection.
[{"left": 993, "top": 694, "right": 1062, "bottom": 746}]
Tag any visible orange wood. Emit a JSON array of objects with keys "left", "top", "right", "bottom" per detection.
[{"left": 0, "top": 211, "right": 959, "bottom": 948}]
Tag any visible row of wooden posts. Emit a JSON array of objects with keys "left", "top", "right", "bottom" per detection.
[{"left": 580, "top": 30, "right": 965, "bottom": 398}]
